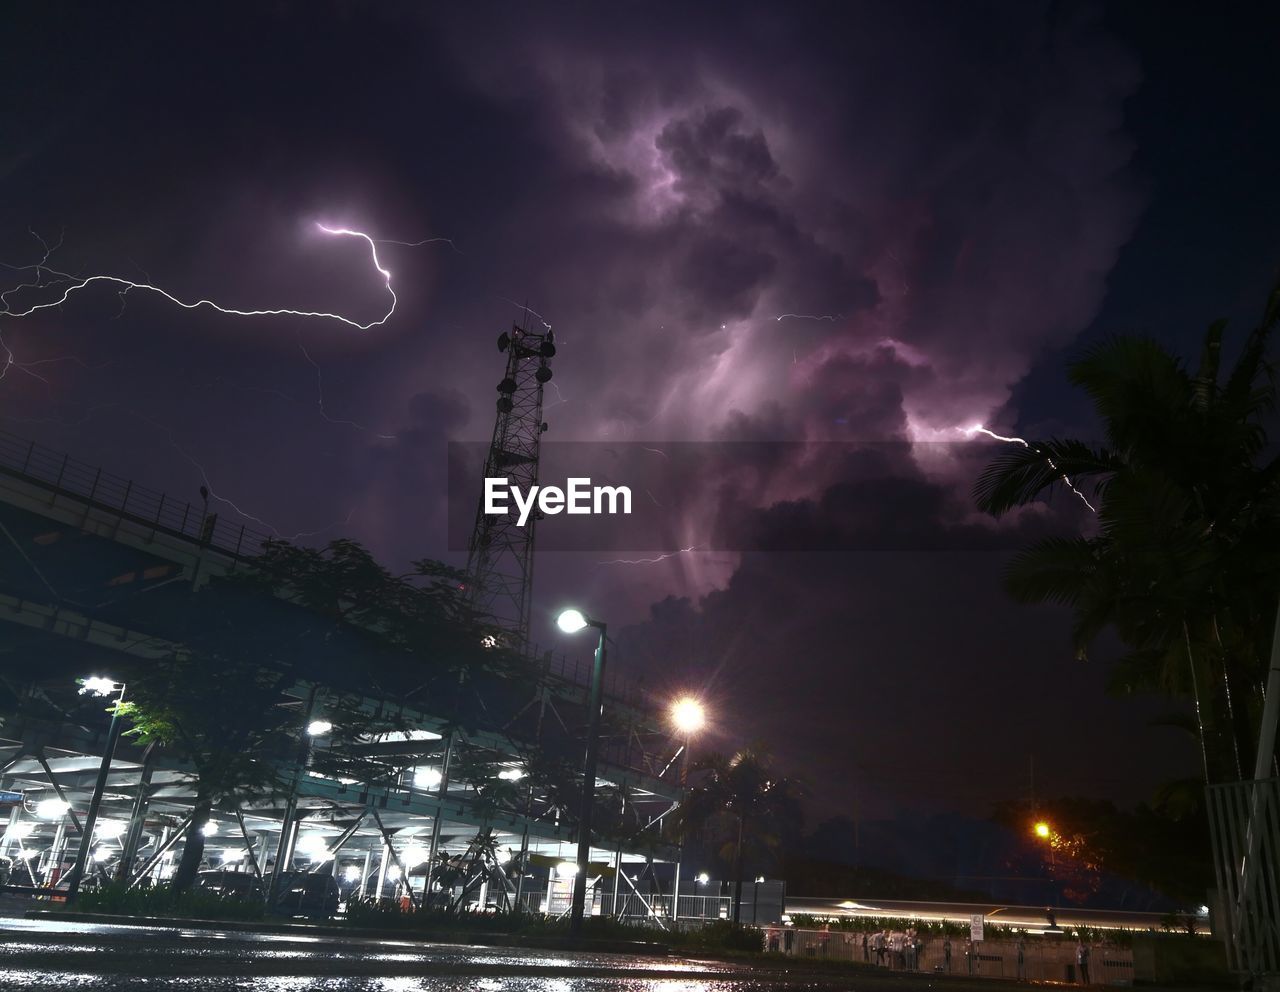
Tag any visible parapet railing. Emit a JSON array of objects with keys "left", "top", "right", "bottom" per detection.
[
  {"left": 0, "top": 428, "right": 272, "bottom": 562},
  {"left": 0, "top": 429, "right": 662, "bottom": 742}
]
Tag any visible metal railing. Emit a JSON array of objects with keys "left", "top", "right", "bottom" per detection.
[
  {"left": 764, "top": 931, "right": 1133, "bottom": 984},
  {"left": 0, "top": 429, "right": 272, "bottom": 563},
  {"left": 0, "top": 428, "right": 679, "bottom": 784},
  {"left": 517, "top": 889, "right": 732, "bottom": 922},
  {"left": 1207, "top": 776, "right": 1280, "bottom": 975},
  {"left": 0, "top": 429, "right": 656, "bottom": 708}
]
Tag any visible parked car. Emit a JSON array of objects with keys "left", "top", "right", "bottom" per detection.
[
  {"left": 265, "top": 870, "right": 340, "bottom": 920},
  {"left": 194, "top": 868, "right": 339, "bottom": 920},
  {"left": 194, "top": 868, "right": 262, "bottom": 902}
]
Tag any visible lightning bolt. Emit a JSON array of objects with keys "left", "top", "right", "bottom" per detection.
[
  {"left": 545, "top": 380, "right": 569, "bottom": 410},
  {"left": 134, "top": 412, "right": 357, "bottom": 541},
  {"left": 597, "top": 546, "right": 699, "bottom": 566},
  {"left": 297, "top": 339, "right": 396, "bottom": 439},
  {"left": 2, "top": 223, "right": 401, "bottom": 331},
  {"left": 960, "top": 425, "right": 1097, "bottom": 513},
  {"left": 498, "top": 296, "right": 552, "bottom": 331},
  {"left": 379, "top": 235, "right": 462, "bottom": 255},
  {"left": 775, "top": 313, "right": 842, "bottom": 322}
]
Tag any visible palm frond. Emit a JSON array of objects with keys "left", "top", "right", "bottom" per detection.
[{"left": 973, "top": 438, "right": 1116, "bottom": 515}]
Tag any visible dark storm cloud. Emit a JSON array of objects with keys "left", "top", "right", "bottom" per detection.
[{"left": 0, "top": 1, "right": 1174, "bottom": 818}]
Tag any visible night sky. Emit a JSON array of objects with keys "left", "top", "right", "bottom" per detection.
[{"left": 4, "top": 2, "right": 1279, "bottom": 826}]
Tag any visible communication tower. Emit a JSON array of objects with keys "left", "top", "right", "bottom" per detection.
[{"left": 464, "top": 321, "right": 555, "bottom": 650}]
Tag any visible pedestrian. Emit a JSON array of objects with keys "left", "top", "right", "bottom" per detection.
[
  {"left": 874, "top": 930, "right": 886, "bottom": 966},
  {"left": 861, "top": 932, "right": 869, "bottom": 962},
  {"left": 818, "top": 923, "right": 831, "bottom": 957},
  {"left": 905, "top": 929, "right": 917, "bottom": 971},
  {"left": 914, "top": 931, "right": 925, "bottom": 971},
  {"left": 966, "top": 938, "right": 975, "bottom": 975},
  {"left": 1076, "top": 940, "right": 1090, "bottom": 985},
  {"left": 767, "top": 924, "right": 780, "bottom": 952},
  {"left": 1016, "top": 936, "right": 1026, "bottom": 980},
  {"left": 943, "top": 936, "right": 952, "bottom": 973}
]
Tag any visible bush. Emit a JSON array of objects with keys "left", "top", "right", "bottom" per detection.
[
  {"left": 77, "top": 882, "right": 265, "bottom": 921},
  {"left": 343, "top": 899, "right": 533, "bottom": 933}
]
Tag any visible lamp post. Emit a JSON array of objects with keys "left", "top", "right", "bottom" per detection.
[
  {"left": 669, "top": 696, "right": 705, "bottom": 922},
  {"left": 65, "top": 677, "right": 126, "bottom": 904},
  {"left": 1033, "top": 820, "right": 1058, "bottom": 909},
  {"left": 556, "top": 607, "right": 607, "bottom": 937}
]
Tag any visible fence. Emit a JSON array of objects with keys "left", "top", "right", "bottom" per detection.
[
  {"left": 517, "top": 889, "right": 732, "bottom": 923},
  {"left": 1206, "top": 776, "right": 1280, "bottom": 975},
  {"left": 0, "top": 428, "right": 272, "bottom": 562},
  {"left": 764, "top": 930, "right": 1134, "bottom": 984}
]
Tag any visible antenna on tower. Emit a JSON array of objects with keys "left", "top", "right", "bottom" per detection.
[{"left": 465, "top": 314, "right": 555, "bottom": 651}]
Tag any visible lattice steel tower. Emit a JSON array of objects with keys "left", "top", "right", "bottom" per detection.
[{"left": 465, "top": 321, "right": 555, "bottom": 650}]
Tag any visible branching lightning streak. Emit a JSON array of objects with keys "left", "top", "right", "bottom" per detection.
[
  {"left": 545, "top": 380, "right": 569, "bottom": 410},
  {"left": 379, "top": 235, "right": 462, "bottom": 255},
  {"left": 2, "top": 223, "right": 399, "bottom": 330},
  {"left": 134, "top": 412, "right": 356, "bottom": 541},
  {"left": 776, "top": 313, "right": 842, "bottom": 322},
  {"left": 297, "top": 339, "right": 396, "bottom": 439},
  {"left": 961, "top": 425, "right": 1097, "bottom": 513},
  {"left": 597, "top": 546, "right": 699, "bottom": 566},
  {"left": 498, "top": 296, "right": 552, "bottom": 331}
]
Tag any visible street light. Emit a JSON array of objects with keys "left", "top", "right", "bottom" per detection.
[
  {"left": 669, "top": 696, "right": 706, "bottom": 923},
  {"left": 670, "top": 697, "right": 705, "bottom": 736},
  {"left": 556, "top": 608, "right": 590, "bottom": 634},
  {"left": 555, "top": 606, "right": 607, "bottom": 937},
  {"left": 1034, "top": 821, "right": 1051, "bottom": 839},
  {"left": 65, "top": 676, "right": 127, "bottom": 904}
]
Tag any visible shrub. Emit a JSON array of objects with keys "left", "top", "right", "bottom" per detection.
[{"left": 77, "top": 882, "right": 265, "bottom": 921}]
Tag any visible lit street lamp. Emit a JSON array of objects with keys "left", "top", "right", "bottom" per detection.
[
  {"left": 555, "top": 606, "right": 607, "bottom": 937},
  {"left": 65, "top": 676, "right": 127, "bottom": 904},
  {"left": 670, "top": 697, "right": 705, "bottom": 784},
  {"left": 669, "top": 695, "right": 706, "bottom": 922}
]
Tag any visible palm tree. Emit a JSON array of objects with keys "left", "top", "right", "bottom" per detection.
[
  {"left": 973, "top": 277, "right": 1280, "bottom": 785},
  {"left": 674, "top": 744, "right": 802, "bottom": 923}
]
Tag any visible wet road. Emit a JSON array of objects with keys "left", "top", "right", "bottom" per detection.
[{"left": 0, "top": 916, "right": 846, "bottom": 991}]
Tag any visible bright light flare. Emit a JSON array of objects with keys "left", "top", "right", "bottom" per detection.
[
  {"left": 79, "top": 676, "right": 119, "bottom": 697},
  {"left": 306, "top": 720, "right": 333, "bottom": 737},
  {"left": 1034, "top": 821, "right": 1052, "bottom": 839},
  {"left": 414, "top": 766, "right": 443, "bottom": 790},
  {"left": 401, "top": 844, "right": 430, "bottom": 866},
  {"left": 296, "top": 833, "right": 332, "bottom": 858},
  {"left": 671, "top": 697, "right": 706, "bottom": 735},
  {"left": 35, "top": 799, "right": 69, "bottom": 820},
  {"left": 556, "top": 608, "right": 590, "bottom": 634}
]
